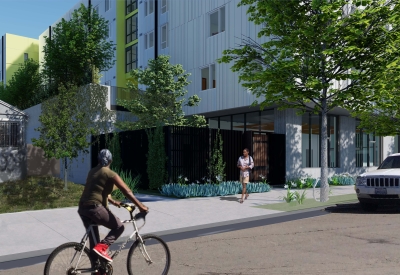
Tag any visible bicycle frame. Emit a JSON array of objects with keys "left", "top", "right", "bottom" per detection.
[{"left": 72, "top": 205, "right": 152, "bottom": 273}]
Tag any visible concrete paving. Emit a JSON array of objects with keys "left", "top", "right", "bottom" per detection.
[{"left": 0, "top": 185, "right": 356, "bottom": 264}]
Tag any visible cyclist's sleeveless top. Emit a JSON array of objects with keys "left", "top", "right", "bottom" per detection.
[{"left": 79, "top": 165, "right": 117, "bottom": 208}]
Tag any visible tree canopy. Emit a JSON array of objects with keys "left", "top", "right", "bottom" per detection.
[
  {"left": 32, "top": 83, "right": 113, "bottom": 188},
  {"left": 42, "top": 3, "right": 114, "bottom": 89},
  {"left": 219, "top": 0, "right": 400, "bottom": 201},
  {"left": 0, "top": 59, "right": 43, "bottom": 110},
  {"left": 116, "top": 55, "right": 206, "bottom": 130}
]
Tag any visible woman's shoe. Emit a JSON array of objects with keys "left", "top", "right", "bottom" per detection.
[
  {"left": 239, "top": 199, "right": 244, "bottom": 204},
  {"left": 245, "top": 194, "right": 249, "bottom": 200}
]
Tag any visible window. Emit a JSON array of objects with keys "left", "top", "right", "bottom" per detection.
[
  {"left": 144, "top": 31, "right": 154, "bottom": 49},
  {"left": 161, "top": 24, "right": 168, "bottom": 49},
  {"left": 126, "top": 0, "right": 137, "bottom": 15},
  {"left": 94, "top": 5, "right": 99, "bottom": 15},
  {"left": 126, "top": 14, "right": 138, "bottom": 44},
  {"left": 220, "top": 116, "right": 231, "bottom": 130},
  {"left": 126, "top": 44, "right": 137, "bottom": 73},
  {"left": 355, "top": 120, "right": 381, "bottom": 167},
  {"left": 201, "top": 64, "right": 216, "bottom": 90},
  {"left": 260, "top": 110, "right": 274, "bottom": 132},
  {"left": 24, "top": 53, "right": 28, "bottom": 61},
  {"left": 232, "top": 114, "right": 245, "bottom": 132},
  {"left": 209, "top": 6, "right": 225, "bottom": 36},
  {"left": 208, "top": 118, "right": 219, "bottom": 129},
  {"left": 145, "top": 0, "right": 154, "bottom": 16},
  {"left": 302, "top": 113, "right": 338, "bottom": 167},
  {"left": 246, "top": 112, "right": 260, "bottom": 132},
  {"left": 161, "top": 0, "right": 167, "bottom": 13},
  {"left": 105, "top": 80, "right": 111, "bottom": 86},
  {"left": 0, "top": 122, "right": 19, "bottom": 147},
  {"left": 395, "top": 136, "right": 399, "bottom": 153},
  {"left": 105, "top": 0, "right": 110, "bottom": 12}
]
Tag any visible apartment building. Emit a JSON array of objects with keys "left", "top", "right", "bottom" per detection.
[
  {"left": 138, "top": 0, "right": 400, "bottom": 180},
  {"left": 0, "top": 33, "right": 39, "bottom": 86}
]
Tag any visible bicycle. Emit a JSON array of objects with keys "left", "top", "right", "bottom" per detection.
[{"left": 43, "top": 203, "right": 171, "bottom": 275}]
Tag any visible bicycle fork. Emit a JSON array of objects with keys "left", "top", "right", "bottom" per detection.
[{"left": 136, "top": 234, "right": 153, "bottom": 265}]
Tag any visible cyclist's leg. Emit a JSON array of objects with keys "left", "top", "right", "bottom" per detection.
[
  {"left": 89, "top": 206, "right": 124, "bottom": 246},
  {"left": 78, "top": 207, "right": 101, "bottom": 261}
]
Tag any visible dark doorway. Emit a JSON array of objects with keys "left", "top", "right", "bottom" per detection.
[{"left": 268, "top": 133, "right": 286, "bottom": 185}]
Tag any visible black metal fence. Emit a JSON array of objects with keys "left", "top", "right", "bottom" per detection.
[{"left": 91, "top": 126, "right": 285, "bottom": 189}]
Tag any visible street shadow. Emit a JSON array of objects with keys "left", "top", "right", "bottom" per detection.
[
  {"left": 219, "top": 196, "right": 240, "bottom": 203},
  {"left": 324, "top": 202, "right": 400, "bottom": 214}
]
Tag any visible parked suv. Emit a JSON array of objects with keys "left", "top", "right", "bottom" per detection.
[{"left": 356, "top": 153, "right": 400, "bottom": 211}]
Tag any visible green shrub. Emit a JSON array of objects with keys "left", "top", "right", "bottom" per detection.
[
  {"left": 146, "top": 126, "right": 168, "bottom": 190},
  {"left": 159, "top": 181, "right": 271, "bottom": 198},
  {"left": 111, "top": 169, "right": 141, "bottom": 200}
]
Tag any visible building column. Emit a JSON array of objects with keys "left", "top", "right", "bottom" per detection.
[
  {"left": 382, "top": 136, "right": 395, "bottom": 160},
  {"left": 339, "top": 116, "right": 356, "bottom": 173},
  {"left": 274, "top": 108, "right": 302, "bottom": 179}
]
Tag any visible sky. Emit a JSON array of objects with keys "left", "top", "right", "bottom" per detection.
[{"left": 0, "top": 0, "right": 81, "bottom": 39}]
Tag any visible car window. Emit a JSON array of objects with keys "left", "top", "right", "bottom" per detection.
[{"left": 378, "top": 156, "right": 400, "bottom": 169}]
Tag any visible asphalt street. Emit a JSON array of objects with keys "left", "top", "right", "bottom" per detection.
[
  {"left": 0, "top": 207, "right": 328, "bottom": 271},
  {"left": 2, "top": 203, "right": 400, "bottom": 275}
]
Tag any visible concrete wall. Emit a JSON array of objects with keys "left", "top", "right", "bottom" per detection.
[
  {"left": 24, "top": 104, "right": 60, "bottom": 177},
  {"left": 274, "top": 108, "right": 303, "bottom": 180}
]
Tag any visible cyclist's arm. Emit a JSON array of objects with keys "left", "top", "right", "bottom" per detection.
[
  {"left": 107, "top": 194, "right": 120, "bottom": 207},
  {"left": 111, "top": 174, "right": 148, "bottom": 212}
]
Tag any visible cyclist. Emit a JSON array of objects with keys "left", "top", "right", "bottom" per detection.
[{"left": 78, "top": 149, "right": 149, "bottom": 264}]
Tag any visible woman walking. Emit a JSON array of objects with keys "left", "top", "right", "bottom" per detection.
[{"left": 237, "top": 148, "right": 254, "bottom": 203}]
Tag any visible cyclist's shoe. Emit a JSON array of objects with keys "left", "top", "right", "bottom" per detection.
[{"left": 93, "top": 243, "right": 113, "bottom": 262}]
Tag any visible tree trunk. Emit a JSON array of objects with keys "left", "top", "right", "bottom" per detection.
[
  {"left": 64, "top": 157, "right": 68, "bottom": 190},
  {"left": 320, "top": 99, "right": 329, "bottom": 202}
]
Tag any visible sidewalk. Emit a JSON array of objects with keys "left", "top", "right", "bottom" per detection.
[{"left": 0, "top": 186, "right": 356, "bottom": 263}]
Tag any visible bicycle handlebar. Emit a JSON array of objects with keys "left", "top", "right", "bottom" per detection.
[{"left": 120, "top": 203, "right": 149, "bottom": 222}]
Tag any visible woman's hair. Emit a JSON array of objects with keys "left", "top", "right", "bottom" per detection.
[
  {"left": 98, "top": 149, "right": 112, "bottom": 167},
  {"left": 243, "top": 148, "right": 249, "bottom": 153}
]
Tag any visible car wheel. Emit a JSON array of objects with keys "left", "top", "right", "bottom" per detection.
[{"left": 360, "top": 202, "right": 378, "bottom": 212}]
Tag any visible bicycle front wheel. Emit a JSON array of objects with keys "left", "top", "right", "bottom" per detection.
[
  {"left": 127, "top": 234, "right": 171, "bottom": 275},
  {"left": 43, "top": 242, "right": 95, "bottom": 275}
]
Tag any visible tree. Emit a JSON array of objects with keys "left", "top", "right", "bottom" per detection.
[
  {"left": 219, "top": 0, "right": 400, "bottom": 201},
  {"left": 352, "top": 65, "right": 400, "bottom": 136},
  {"left": 42, "top": 3, "right": 114, "bottom": 89},
  {"left": 116, "top": 55, "right": 206, "bottom": 130},
  {"left": 32, "top": 83, "right": 113, "bottom": 189},
  {"left": 0, "top": 59, "right": 44, "bottom": 109}
]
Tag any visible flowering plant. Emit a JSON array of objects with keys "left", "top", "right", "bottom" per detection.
[{"left": 177, "top": 175, "right": 189, "bottom": 185}]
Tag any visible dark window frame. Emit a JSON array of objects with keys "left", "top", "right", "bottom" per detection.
[
  {"left": 126, "top": 0, "right": 137, "bottom": 15},
  {"left": 302, "top": 113, "right": 339, "bottom": 168},
  {"left": 207, "top": 109, "right": 275, "bottom": 133},
  {"left": 125, "top": 44, "right": 138, "bottom": 73},
  {"left": 355, "top": 122, "right": 382, "bottom": 167},
  {"left": 126, "top": 14, "right": 138, "bottom": 44},
  {"left": 0, "top": 122, "right": 20, "bottom": 147}
]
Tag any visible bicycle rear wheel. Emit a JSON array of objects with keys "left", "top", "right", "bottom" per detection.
[
  {"left": 127, "top": 234, "right": 171, "bottom": 275},
  {"left": 43, "top": 242, "right": 95, "bottom": 275}
]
